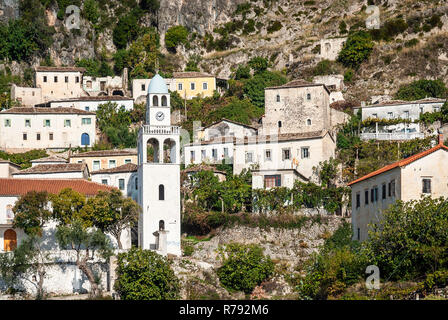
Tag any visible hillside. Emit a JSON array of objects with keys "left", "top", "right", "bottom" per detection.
[{"left": 0, "top": 0, "right": 448, "bottom": 105}]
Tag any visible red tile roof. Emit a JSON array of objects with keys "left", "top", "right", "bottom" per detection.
[
  {"left": 348, "top": 138, "right": 448, "bottom": 186},
  {"left": 35, "top": 66, "right": 86, "bottom": 73},
  {"left": 13, "top": 163, "right": 87, "bottom": 175},
  {"left": 70, "top": 149, "right": 137, "bottom": 158},
  {"left": 0, "top": 178, "right": 116, "bottom": 196},
  {"left": 90, "top": 163, "right": 138, "bottom": 174}
]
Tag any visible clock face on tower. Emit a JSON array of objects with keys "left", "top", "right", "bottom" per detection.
[{"left": 155, "top": 111, "right": 165, "bottom": 121}]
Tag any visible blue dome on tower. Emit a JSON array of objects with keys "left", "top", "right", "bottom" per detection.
[{"left": 147, "top": 73, "right": 168, "bottom": 94}]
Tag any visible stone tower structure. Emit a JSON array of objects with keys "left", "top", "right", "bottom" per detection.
[{"left": 137, "top": 73, "right": 181, "bottom": 256}]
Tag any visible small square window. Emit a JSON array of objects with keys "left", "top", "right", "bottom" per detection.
[
  {"left": 203, "top": 82, "right": 208, "bottom": 90},
  {"left": 109, "top": 160, "right": 116, "bottom": 168},
  {"left": 25, "top": 119, "right": 31, "bottom": 127},
  {"left": 212, "top": 149, "right": 218, "bottom": 160},
  {"left": 265, "top": 149, "right": 271, "bottom": 161},
  {"left": 190, "top": 151, "right": 195, "bottom": 162},
  {"left": 23, "top": 133, "right": 27, "bottom": 141},
  {"left": 65, "top": 76, "right": 69, "bottom": 83},
  {"left": 245, "top": 152, "right": 253, "bottom": 163},
  {"left": 37, "top": 133, "right": 41, "bottom": 141},
  {"left": 44, "top": 119, "right": 51, "bottom": 127},
  {"left": 82, "top": 118, "right": 92, "bottom": 125},
  {"left": 364, "top": 190, "right": 369, "bottom": 205},
  {"left": 356, "top": 193, "right": 360, "bottom": 208},
  {"left": 54, "top": 76, "right": 58, "bottom": 83},
  {"left": 125, "top": 159, "right": 132, "bottom": 164},
  {"left": 119, "top": 179, "right": 125, "bottom": 190},
  {"left": 85, "top": 106, "right": 90, "bottom": 111},
  {"left": 201, "top": 150, "right": 206, "bottom": 160},
  {"left": 76, "top": 76, "right": 79, "bottom": 83},
  {"left": 49, "top": 133, "right": 53, "bottom": 140},
  {"left": 178, "top": 83, "right": 183, "bottom": 91},
  {"left": 4, "top": 119, "right": 11, "bottom": 127},
  {"left": 422, "top": 178, "right": 431, "bottom": 194},
  {"left": 43, "top": 76, "right": 47, "bottom": 82},
  {"left": 141, "top": 84, "right": 145, "bottom": 91},
  {"left": 64, "top": 119, "right": 71, "bottom": 127},
  {"left": 282, "top": 149, "right": 290, "bottom": 160},
  {"left": 101, "top": 179, "right": 108, "bottom": 185},
  {"left": 301, "top": 147, "right": 310, "bottom": 159},
  {"left": 93, "top": 160, "right": 100, "bottom": 171},
  {"left": 307, "top": 93, "right": 311, "bottom": 100},
  {"left": 190, "top": 82, "right": 195, "bottom": 90}
]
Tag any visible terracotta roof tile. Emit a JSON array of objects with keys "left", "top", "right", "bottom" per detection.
[
  {"left": 1, "top": 107, "right": 95, "bottom": 115},
  {"left": 35, "top": 66, "right": 86, "bottom": 73},
  {"left": 13, "top": 163, "right": 87, "bottom": 175},
  {"left": 31, "top": 155, "right": 68, "bottom": 163},
  {"left": 70, "top": 149, "right": 137, "bottom": 158},
  {"left": 0, "top": 178, "right": 116, "bottom": 196},
  {"left": 348, "top": 140, "right": 448, "bottom": 186},
  {"left": 91, "top": 163, "right": 138, "bottom": 174},
  {"left": 173, "top": 72, "right": 214, "bottom": 78}
]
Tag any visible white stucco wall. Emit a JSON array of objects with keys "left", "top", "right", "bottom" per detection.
[
  {"left": 91, "top": 171, "right": 138, "bottom": 201},
  {"left": 47, "top": 99, "right": 134, "bottom": 112},
  {"left": 0, "top": 112, "right": 96, "bottom": 151}
]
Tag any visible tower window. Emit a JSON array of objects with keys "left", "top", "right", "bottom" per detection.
[
  {"left": 307, "top": 119, "right": 312, "bottom": 126},
  {"left": 152, "top": 95, "right": 159, "bottom": 106},
  {"left": 161, "top": 95, "right": 167, "bottom": 106},
  {"left": 276, "top": 94, "right": 280, "bottom": 102},
  {"left": 307, "top": 93, "right": 311, "bottom": 100},
  {"left": 159, "top": 184, "right": 165, "bottom": 200},
  {"left": 159, "top": 220, "right": 165, "bottom": 231}
]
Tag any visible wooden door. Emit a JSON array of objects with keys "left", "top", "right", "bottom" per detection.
[{"left": 4, "top": 229, "right": 17, "bottom": 252}]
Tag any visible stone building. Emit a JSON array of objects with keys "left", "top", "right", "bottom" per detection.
[
  {"left": 0, "top": 160, "right": 20, "bottom": 178},
  {"left": 0, "top": 107, "right": 96, "bottom": 152},
  {"left": 354, "top": 98, "right": 445, "bottom": 140},
  {"left": 82, "top": 68, "right": 128, "bottom": 97},
  {"left": 11, "top": 67, "right": 87, "bottom": 106},
  {"left": 259, "top": 80, "right": 347, "bottom": 136},
  {"left": 69, "top": 149, "right": 138, "bottom": 173},
  {"left": 319, "top": 37, "right": 347, "bottom": 61},
  {"left": 348, "top": 135, "right": 448, "bottom": 241}
]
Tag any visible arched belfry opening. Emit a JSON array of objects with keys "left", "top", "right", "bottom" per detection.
[
  {"left": 147, "top": 138, "right": 160, "bottom": 163},
  {"left": 159, "top": 220, "right": 165, "bottom": 230},
  {"left": 163, "top": 138, "right": 176, "bottom": 163},
  {"left": 152, "top": 95, "right": 159, "bottom": 106},
  {"left": 161, "top": 95, "right": 167, "bottom": 106},
  {"left": 159, "top": 185, "right": 165, "bottom": 201}
]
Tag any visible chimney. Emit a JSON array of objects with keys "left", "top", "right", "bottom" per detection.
[{"left": 438, "top": 128, "right": 444, "bottom": 145}]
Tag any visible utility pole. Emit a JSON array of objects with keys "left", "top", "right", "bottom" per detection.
[{"left": 184, "top": 90, "right": 187, "bottom": 121}]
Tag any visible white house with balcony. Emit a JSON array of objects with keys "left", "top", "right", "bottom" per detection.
[{"left": 354, "top": 98, "right": 445, "bottom": 141}]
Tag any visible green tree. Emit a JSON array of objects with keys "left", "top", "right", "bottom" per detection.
[
  {"left": 50, "top": 188, "right": 87, "bottom": 226},
  {"left": 243, "top": 70, "right": 287, "bottom": 108},
  {"left": 165, "top": 25, "right": 188, "bottom": 52},
  {"left": 0, "top": 236, "right": 51, "bottom": 299},
  {"left": 248, "top": 57, "right": 268, "bottom": 74},
  {"left": 113, "top": 13, "right": 141, "bottom": 49},
  {"left": 114, "top": 247, "right": 180, "bottom": 300},
  {"left": 82, "top": 190, "right": 140, "bottom": 249},
  {"left": 367, "top": 196, "right": 448, "bottom": 280},
  {"left": 217, "top": 243, "right": 274, "bottom": 293},
  {"left": 12, "top": 191, "right": 51, "bottom": 237},
  {"left": 337, "top": 30, "right": 374, "bottom": 69},
  {"left": 140, "top": 0, "right": 160, "bottom": 13},
  {"left": 394, "top": 79, "right": 447, "bottom": 101},
  {"left": 55, "top": 219, "right": 113, "bottom": 297},
  {"left": 83, "top": 0, "right": 100, "bottom": 25}
]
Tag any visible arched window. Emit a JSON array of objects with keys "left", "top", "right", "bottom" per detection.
[
  {"left": 159, "top": 220, "right": 165, "bottom": 231},
  {"left": 278, "top": 121, "right": 282, "bottom": 128},
  {"left": 161, "top": 95, "right": 167, "bottom": 106},
  {"left": 307, "top": 119, "right": 312, "bottom": 126},
  {"left": 81, "top": 133, "right": 90, "bottom": 146},
  {"left": 276, "top": 94, "right": 280, "bottom": 102},
  {"left": 152, "top": 95, "right": 159, "bottom": 106},
  {"left": 159, "top": 184, "right": 165, "bottom": 200}
]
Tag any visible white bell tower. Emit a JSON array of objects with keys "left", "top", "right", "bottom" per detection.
[{"left": 137, "top": 73, "right": 181, "bottom": 256}]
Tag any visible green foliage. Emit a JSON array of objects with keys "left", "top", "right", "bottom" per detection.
[
  {"left": 208, "top": 97, "right": 263, "bottom": 125},
  {"left": 234, "top": 65, "right": 251, "bottom": 80},
  {"left": 140, "top": 0, "right": 160, "bottom": 13},
  {"left": 0, "top": 235, "right": 51, "bottom": 299},
  {"left": 313, "top": 59, "right": 339, "bottom": 76},
  {"left": 82, "top": 190, "right": 140, "bottom": 249},
  {"left": 369, "top": 18, "right": 408, "bottom": 41},
  {"left": 337, "top": 30, "right": 374, "bottom": 69},
  {"left": 266, "top": 20, "right": 282, "bottom": 33},
  {"left": 243, "top": 70, "right": 287, "bottom": 107},
  {"left": 217, "top": 243, "right": 274, "bottom": 293},
  {"left": 50, "top": 188, "right": 87, "bottom": 226},
  {"left": 248, "top": 57, "right": 268, "bottom": 74},
  {"left": 75, "top": 58, "right": 113, "bottom": 77},
  {"left": 339, "top": 20, "right": 348, "bottom": 34},
  {"left": 165, "top": 26, "right": 189, "bottom": 51},
  {"left": 12, "top": 191, "right": 51, "bottom": 237},
  {"left": 170, "top": 90, "right": 184, "bottom": 109},
  {"left": 367, "top": 196, "right": 448, "bottom": 281},
  {"left": 394, "top": 79, "right": 447, "bottom": 101},
  {"left": 83, "top": 0, "right": 100, "bottom": 25},
  {"left": 115, "top": 247, "right": 180, "bottom": 300},
  {"left": 344, "top": 69, "right": 354, "bottom": 82},
  {"left": 185, "top": 54, "right": 201, "bottom": 72},
  {"left": 0, "top": 149, "right": 48, "bottom": 169},
  {"left": 113, "top": 11, "right": 141, "bottom": 49}
]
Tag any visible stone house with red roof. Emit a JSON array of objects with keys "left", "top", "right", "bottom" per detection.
[{"left": 348, "top": 135, "right": 448, "bottom": 241}]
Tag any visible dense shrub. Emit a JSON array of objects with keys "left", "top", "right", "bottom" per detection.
[
  {"left": 266, "top": 20, "right": 282, "bottom": 33},
  {"left": 394, "top": 79, "right": 447, "bottom": 101},
  {"left": 165, "top": 26, "right": 188, "bottom": 52},
  {"left": 243, "top": 70, "right": 287, "bottom": 107},
  {"left": 337, "top": 30, "right": 374, "bottom": 69},
  {"left": 369, "top": 18, "right": 408, "bottom": 41},
  {"left": 113, "top": 12, "right": 141, "bottom": 49},
  {"left": 217, "top": 243, "right": 274, "bottom": 293},
  {"left": 0, "top": 149, "right": 48, "bottom": 169},
  {"left": 75, "top": 58, "right": 113, "bottom": 77},
  {"left": 115, "top": 248, "right": 180, "bottom": 300}
]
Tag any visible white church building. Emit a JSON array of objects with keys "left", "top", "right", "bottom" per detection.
[{"left": 136, "top": 74, "right": 181, "bottom": 256}]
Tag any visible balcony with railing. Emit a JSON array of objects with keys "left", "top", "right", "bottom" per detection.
[
  {"left": 360, "top": 132, "right": 425, "bottom": 140},
  {"left": 140, "top": 125, "right": 180, "bottom": 135}
]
